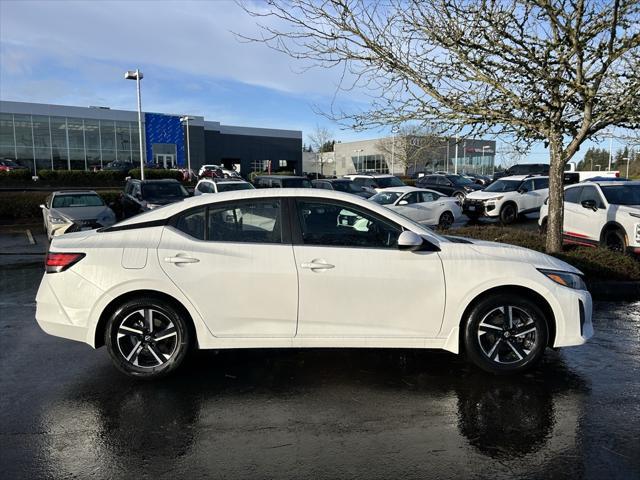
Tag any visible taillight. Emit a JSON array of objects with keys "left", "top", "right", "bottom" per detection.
[
  {"left": 615, "top": 172, "right": 620, "bottom": 178},
  {"left": 45, "top": 252, "right": 85, "bottom": 273}
]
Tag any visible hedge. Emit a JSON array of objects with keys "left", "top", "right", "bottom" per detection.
[
  {"left": 128, "top": 168, "right": 184, "bottom": 181},
  {"left": 0, "top": 190, "right": 122, "bottom": 222},
  {"left": 448, "top": 225, "right": 640, "bottom": 282},
  {"left": 0, "top": 169, "right": 32, "bottom": 185}
]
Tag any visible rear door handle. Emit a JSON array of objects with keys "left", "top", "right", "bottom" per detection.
[
  {"left": 164, "top": 255, "right": 200, "bottom": 264},
  {"left": 301, "top": 261, "right": 334, "bottom": 271}
]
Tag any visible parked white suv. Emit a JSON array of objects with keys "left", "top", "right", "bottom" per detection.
[
  {"left": 194, "top": 178, "right": 254, "bottom": 195},
  {"left": 343, "top": 174, "right": 406, "bottom": 194},
  {"left": 36, "top": 189, "right": 592, "bottom": 379},
  {"left": 464, "top": 175, "right": 549, "bottom": 224},
  {"left": 539, "top": 181, "right": 640, "bottom": 254}
]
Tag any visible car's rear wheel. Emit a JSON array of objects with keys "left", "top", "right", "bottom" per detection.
[
  {"left": 105, "top": 297, "right": 191, "bottom": 379},
  {"left": 499, "top": 203, "right": 517, "bottom": 224},
  {"left": 602, "top": 228, "right": 626, "bottom": 253},
  {"left": 464, "top": 294, "right": 548, "bottom": 374},
  {"left": 438, "top": 211, "right": 455, "bottom": 229}
]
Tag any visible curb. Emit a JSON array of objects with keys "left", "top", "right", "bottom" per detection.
[{"left": 588, "top": 281, "right": 640, "bottom": 301}]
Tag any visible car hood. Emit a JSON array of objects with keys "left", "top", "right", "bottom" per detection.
[
  {"left": 465, "top": 191, "right": 508, "bottom": 201},
  {"left": 51, "top": 206, "right": 112, "bottom": 221},
  {"left": 616, "top": 204, "right": 640, "bottom": 214},
  {"left": 449, "top": 237, "right": 583, "bottom": 274}
]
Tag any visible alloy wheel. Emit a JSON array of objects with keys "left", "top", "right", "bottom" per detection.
[
  {"left": 477, "top": 305, "right": 538, "bottom": 364},
  {"left": 116, "top": 308, "right": 179, "bottom": 368},
  {"left": 439, "top": 211, "right": 455, "bottom": 229}
]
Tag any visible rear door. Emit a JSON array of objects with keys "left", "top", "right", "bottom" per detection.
[{"left": 157, "top": 198, "right": 298, "bottom": 337}]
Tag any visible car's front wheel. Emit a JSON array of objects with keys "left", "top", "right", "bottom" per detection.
[
  {"left": 105, "top": 297, "right": 191, "bottom": 379},
  {"left": 463, "top": 294, "right": 548, "bottom": 374},
  {"left": 499, "top": 203, "right": 517, "bottom": 224},
  {"left": 438, "top": 211, "right": 455, "bottom": 229}
]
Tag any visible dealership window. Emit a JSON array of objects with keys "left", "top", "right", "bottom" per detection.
[
  {"left": 116, "top": 121, "right": 132, "bottom": 161},
  {"left": 100, "top": 120, "right": 115, "bottom": 151},
  {"left": 50, "top": 117, "right": 68, "bottom": 169},
  {"left": 351, "top": 154, "right": 389, "bottom": 174},
  {"left": 0, "top": 113, "right": 14, "bottom": 151}
]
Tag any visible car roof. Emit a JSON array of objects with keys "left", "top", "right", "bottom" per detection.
[
  {"left": 345, "top": 173, "right": 394, "bottom": 178},
  {"left": 586, "top": 180, "right": 640, "bottom": 186},
  {"left": 499, "top": 175, "right": 549, "bottom": 181},
  {"left": 377, "top": 186, "right": 435, "bottom": 193},
  {"left": 129, "top": 178, "right": 180, "bottom": 183},
  {"left": 255, "top": 175, "right": 307, "bottom": 179},
  {"left": 198, "top": 178, "right": 247, "bottom": 183},
  {"left": 109, "top": 188, "right": 442, "bottom": 243},
  {"left": 52, "top": 190, "right": 99, "bottom": 195}
]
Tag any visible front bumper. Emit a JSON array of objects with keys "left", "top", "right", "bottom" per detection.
[
  {"left": 463, "top": 200, "right": 499, "bottom": 217},
  {"left": 552, "top": 288, "right": 593, "bottom": 348}
]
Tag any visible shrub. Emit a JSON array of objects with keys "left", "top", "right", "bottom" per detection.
[
  {"left": 0, "top": 169, "right": 32, "bottom": 185},
  {"left": 447, "top": 225, "right": 640, "bottom": 281},
  {"left": 128, "top": 168, "right": 184, "bottom": 181}
]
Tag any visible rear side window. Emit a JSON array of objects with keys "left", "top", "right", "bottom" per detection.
[
  {"left": 208, "top": 200, "right": 282, "bottom": 243},
  {"left": 564, "top": 187, "right": 582, "bottom": 203},
  {"left": 174, "top": 207, "right": 206, "bottom": 240},
  {"left": 533, "top": 178, "right": 549, "bottom": 190}
]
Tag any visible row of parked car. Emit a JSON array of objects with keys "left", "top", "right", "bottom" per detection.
[{"left": 39, "top": 169, "right": 640, "bottom": 255}]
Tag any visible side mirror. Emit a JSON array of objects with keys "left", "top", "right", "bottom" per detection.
[
  {"left": 398, "top": 200, "right": 408, "bottom": 206},
  {"left": 581, "top": 199, "right": 597, "bottom": 211},
  {"left": 398, "top": 231, "right": 424, "bottom": 251}
]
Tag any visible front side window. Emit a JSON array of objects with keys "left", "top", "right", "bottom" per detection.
[
  {"left": 579, "top": 186, "right": 605, "bottom": 208},
  {"left": 400, "top": 192, "right": 420, "bottom": 204},
  {"left": 521, "top": 179, "right": 535, "bottom": 192},
  {"left": 564, "top": 187, "right": 582, "bottom": 203},
  {"left": 419, "top": 191, "right": 439, "bottom": 202},
  {"left": 209, "top": 200, "right": 282, "bottom": 243},
  {"left": 296, "top": 200, "right": 401, "bottom": 248}
]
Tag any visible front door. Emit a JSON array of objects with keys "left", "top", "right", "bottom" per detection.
[
  {"left": 155, "top": 154, "right": 175, "bottom": 169},
  {"left": 292, "top": 198, "right": 445, "bottom": 338},
  {"left": 157, "top": 198, "right": 298, "bottom": 337}
]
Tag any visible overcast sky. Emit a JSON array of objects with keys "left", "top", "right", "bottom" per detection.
[{"left": 0, "top": 0, "right": 627, "bottom": 165}]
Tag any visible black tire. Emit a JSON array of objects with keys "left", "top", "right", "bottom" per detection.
[
  {"left": 438, "top": 211, "right": 455, "bottom": 229},
  {"left": 602, "top": 228, "right": 626, "bottom": 253},
  {"left": 499, "top": 203, "right": 517, "bottom": 225},
  {"left": 463, "top": 294, "right": 549, "bottom": 375},
  {"left": 105, "top": 297, "right": 191, "bottom": 379},
  {"left": 539, "top": 217, "right": 548, "bottom": 234}
]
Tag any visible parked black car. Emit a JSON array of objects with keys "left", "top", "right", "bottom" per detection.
[
  {"left": 113, "top": 178, "right": 189, "bottom": 219},
  {"left": 253, "top": 175, "right": 313, "bottom": 188},
  {"left": 493, "top": 163, "right": 549, "bottom": 182},
  {"left": 416, "top": 174, "right": 483, "bottom": 201},
  {"left": 103, "top": 161, "right": 135, "bottom": 174},
  {"left": 311, "top": 178, "right": 373, "bottom": 198}
]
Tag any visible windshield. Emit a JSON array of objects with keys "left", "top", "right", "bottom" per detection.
[
  {"left": 282, "top": 178, "right": 312, "bottom": 188},
  {"left": 216, "top": 182, "right": 254, "bottom": 193},
  {"left": 447, "top": 175, "right": 473, "bottom": 185},
  {"left": 53, "top": 194, "right": 104, "bottom": 208},
  {"left": 376, "top": 176, "right": 405, "bottom": 188},
  {"left": 332, "top": 181, "right": 362, "bottom": 193},
  {"left": 485, "top": 180, "right": 521, "bottom": 192},
  {"left": 141, "top": 183, "right": 188, "bottom": 202},
  {"left": 370, "top": 191, "right": 403, "bottom": 205},
  {"left": 601, "top": 185, "right": 640, "bottom": 205}
]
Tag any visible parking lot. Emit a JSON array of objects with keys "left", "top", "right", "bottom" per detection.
[{"left": 1, "top": 261, "right": 638, "bottom": 479}]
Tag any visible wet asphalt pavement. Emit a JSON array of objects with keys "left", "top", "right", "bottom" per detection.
[{"left": 1, "top": 263, "right": 639, "bottom": 480}]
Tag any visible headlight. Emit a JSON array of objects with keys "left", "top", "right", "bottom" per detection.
[
  {"left": 49, "top": 216, "right": 69, "bottom": 224},
  {"left": 538, "top": 269, "right": 587, "bottom": 290},
  {"left": 485, "top": 196, "right": 503, "bottom": 202}
]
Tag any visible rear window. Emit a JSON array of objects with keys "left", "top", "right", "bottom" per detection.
[
  {"left": 216, "top": 182, "right": 254, "bottom": 193},
  {"left": 282, "top": 178, "right": 312, "bottom": 188}
]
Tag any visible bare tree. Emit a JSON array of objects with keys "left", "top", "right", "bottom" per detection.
[
  {"left": 238, "top": 0, "right": 640, "bottom": 252},
  {"left": 307, "top": 125, "right": 334, "bottom": 175},
  {"left": 375, "top": 125, "right": 442, "bottom": 174}
]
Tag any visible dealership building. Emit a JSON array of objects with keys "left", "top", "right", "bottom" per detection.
[{"left": 0, "top": 101, "right": 302, "bottom": 176}]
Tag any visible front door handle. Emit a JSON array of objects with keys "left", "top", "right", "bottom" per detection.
[
  {"left": 164, "top": 254, "right": 200, "bottom": 264},
  {"left": 301, "top": 260, "right": 335, "bottom": 271}
]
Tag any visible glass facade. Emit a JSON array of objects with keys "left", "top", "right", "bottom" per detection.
[
  {"left": 352, "top": 154, "right": 389, "bottom": 174},
  {"left": 0, "top": 113, "right": 143, "bottom": 174}
]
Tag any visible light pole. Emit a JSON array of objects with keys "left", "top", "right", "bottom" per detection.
[
  {"left": 596, "top": 164, "right": 602, "bottom": 171},
  {"left": 454, "top": 135, "right": 459, "bottom": 175},
  {"left": 125, "top": 69, "right": 145, "bottom": 180},
  {"left": 623, "top": 157, "right": 630, "bottom": 178},
  {"left": 180, "top": 116, "right": 194, "bottom": 180},
  {"left": 391, "top": 126, "right": 399, "bottom": 175},
  {"left": 481, "top": 145, "right": 489, "bottom": 175}
]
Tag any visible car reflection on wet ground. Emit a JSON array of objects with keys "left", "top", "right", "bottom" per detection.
[{"left": 1, "top": 264, "right": 638, "bottom": 479}]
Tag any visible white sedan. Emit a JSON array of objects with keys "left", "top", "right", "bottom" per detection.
[
  {"left": 36, "top": 189, "right": 592, "bottom": 378},
  {"left": 370, "top": 186, "right": 462, "bottom": 228},
  {"left": 40, "top": 190, "right": 116, "bottom": 240}
]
